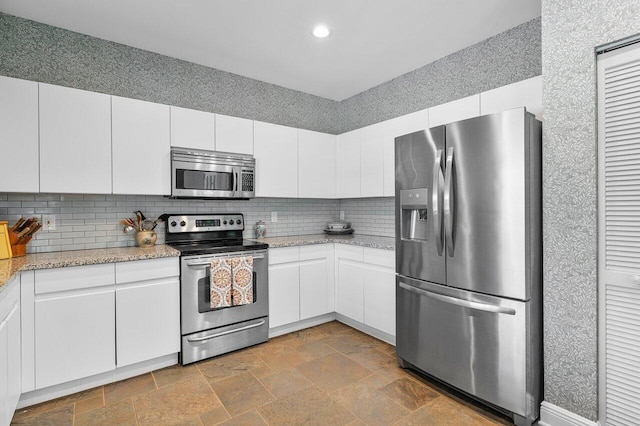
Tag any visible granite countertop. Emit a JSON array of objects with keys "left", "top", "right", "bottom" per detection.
[
  {"left": 0, "top": 245, "right": 180, "bottom": 291},
  {"left": 250, "top": 234, "right": 395, "bottom": 250}
]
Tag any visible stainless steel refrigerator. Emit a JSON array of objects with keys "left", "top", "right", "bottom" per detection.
[{"left": 395, "top": 108, "right": 542, "bottom": 426}]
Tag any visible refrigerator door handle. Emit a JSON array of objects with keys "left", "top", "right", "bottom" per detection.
[
  {"left": 444, "top": 147, "right": 455, "bottom": 256},
  {"left": 398, "top": 281, "right": 516, "bottom": 315},
  {"left": 432, "top": 149, "right": 444, "bottom": 255}
]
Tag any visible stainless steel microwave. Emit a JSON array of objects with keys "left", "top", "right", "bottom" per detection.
[{"left": 170, "top": 148, "right": 255, "bottom": 199}]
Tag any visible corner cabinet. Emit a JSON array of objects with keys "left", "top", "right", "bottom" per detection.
[
  {"left": 39, "top": 83, "right": 112, "bottom": 194},
  {"left": 112, "top": 97, "right": 171, "bottom": 195},
  {"left": 0, "top": 276, "right": 21, "bottom": 426},
  {"left": 335, "top": 245, "right": 396, "bottom": 341}
]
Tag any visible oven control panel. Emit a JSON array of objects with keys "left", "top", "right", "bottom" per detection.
[{"left": 166, "top": 214, "right": 244, "bottom": 233}]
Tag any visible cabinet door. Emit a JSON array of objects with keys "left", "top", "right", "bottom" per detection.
[
  {"left": 6, "top": 301, "right": 21, "bottom": 420},
  {"left": 299, "top": 245, "right": 331, "bottom": 319},
  {"left": 39, "top": 83, "right": 112, "bottom": 194},
  {"left": 480, "top": 76, "right": 543, "bottom": 119},
  {"left": 254, "top": 121, "right": 298, "bottom": 197},
  {"left": 360, "top": 123, "right": 384, "bottom": 197},
  {"left": 363, "top": 267, "right": 396, "bottom": 336},
  {"left": 0, "top": 318, "right": 8, "bottom": 426},
  {"left": 116, "top": 279, "right": 180, "bottom": 367},
  {"left": 298, "top": 130, "right": 336, "bottom": 198},
  {"left": 112, "top": 96, "right": 171, "bottom": 195},
  {"left": 215, "top": 114, "right": 254, "bottom": 154},
  {"left": 268, "top": 263, "right": 300, "bottom": 328},
  {"left": 170, "top": 106, "right": 215, "bottom": 151},
  {"left": 35, "top": 289, "right": 115, "bottom": 389},
  {"left": 337, "top": 129, "right": 361, "bottom": 198},
  {"left": 382, "top": 110, "right": 429, "bottom": 196},
  {"left": 0, "top": 76, "right": 39, "bottom": 193},
  {"left": 336, "top": 259, "right": 364, "bottom": 323},
  {"left": 428, "top": 94, "right": 480, "bottom": 127}
]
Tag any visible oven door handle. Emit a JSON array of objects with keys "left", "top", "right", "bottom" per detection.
[
  {"left": 187, "top": 319, "right": 266, "bottom": 343},
  {"left": 185, "top": 253, "right": 265, "bottom": 267}
]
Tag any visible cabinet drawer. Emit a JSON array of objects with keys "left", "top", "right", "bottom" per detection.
[
  {"left": 116, "top": 257, "right": 179, "bottom": 284},
  {"left": 299, "top": 244, "right": 328, "bottom": 261},
  {"left": 269, "top": 247, "right": 299, "bottom": 265},
  {"left": 335, "top": 244, "right": 363, "bottom": 262},
  {"left": 363, "top": 248, "right": 395, "bottom": 269},
  {"left": 35, "top": 263, "right": 115, "bottom": 294}
]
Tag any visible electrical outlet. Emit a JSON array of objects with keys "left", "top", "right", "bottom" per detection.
[
  {"left": 340, "top": 210, "right": 345, "bottom": 220},
  {"left": 271, "top": 211, "right": 277, "bottom": 222},
  {"left": 43, "top": 215, "right": 56, "bottom": 231}
]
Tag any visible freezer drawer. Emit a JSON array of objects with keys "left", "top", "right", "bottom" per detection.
[{"left": 396, "top": 275, "right": 539, "bottom": 421}]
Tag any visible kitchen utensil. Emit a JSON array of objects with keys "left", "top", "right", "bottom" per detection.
[
  {"left": 10, "top": 217, "right": 25, "bottom": 233},
  {"left": 135, "top": 211, "right": 143, "bottom": 231},
  {"left": 142, "top": 219, "right": 154, "bottom": 231},
  {"left": 323, "top": 228, "right": 354, "bottom": 235},
  {"left": 326, "top": 221, "right": 351, "bottom": 230}
]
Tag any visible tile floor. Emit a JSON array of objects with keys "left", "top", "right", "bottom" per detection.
[{"left": 11, "top": 321, "right": 512, "bottom": 425}]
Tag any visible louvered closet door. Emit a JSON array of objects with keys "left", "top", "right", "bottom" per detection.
[{"left": 598, "top": 42, "right": 640, "bottom": 426}]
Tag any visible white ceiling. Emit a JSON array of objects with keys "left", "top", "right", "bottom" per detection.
[{"left": 0, "top": 0, "right": 541, "bottom": 101}]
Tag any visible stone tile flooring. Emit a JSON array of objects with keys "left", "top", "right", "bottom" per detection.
[{"left": 11, "top": 321, "right": 512, "bottom": 425}]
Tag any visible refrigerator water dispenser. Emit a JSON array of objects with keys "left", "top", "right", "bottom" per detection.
[{"left": 400, "top": 188, "right": 429, "bottom": 241}]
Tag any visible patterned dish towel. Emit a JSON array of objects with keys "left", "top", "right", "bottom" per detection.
[
  {"left": 210, "top": 258, "right": 232, "bottom": 309},
  {"left": 230, "top": 256, "right": 254, "bottom": 306}
]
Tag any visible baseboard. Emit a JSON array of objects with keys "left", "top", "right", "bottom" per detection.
[
  {"left": 335, "top": 313, "right": 396, "bottom": 345},
  {"left": 538, "top": 401, "right": 599, "bottom": 426},
  {"left": 268, "top": 313, "right": 336, "bottom": 338},
  {"left": 17, "top": 353, "right": 178, "bottom": 409}
]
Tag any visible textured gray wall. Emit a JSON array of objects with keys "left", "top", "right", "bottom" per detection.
[
  {"left": 0, "top": 12, "right": 338, "bottom": 133},
  {"left": 0, "top": 12, "right": 540, "bottom": 135},
  {"left": 337, "top": 18, "right": 541, "bottom": 133},
  {"left": 542, "top": 0, "right": 640, "bottom": 421}
]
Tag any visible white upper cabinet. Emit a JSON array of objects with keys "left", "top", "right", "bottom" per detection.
[
  {"left": 428, "top": 94, "right": 480, "bottom": 127},
  {"left": 0, "top": 76, "right": 39, "bottom": 193},
  {"left": 298, "top": 129, "right": 336, "bottom": 198},
  {"left": 254, "top": 121, "right": 298, "bottom": 197},
  {"left": 112, "top": 96, "right": 171, "bottom": 195},
  {"left": 215, "top": 114, "right": 254, "bottom": 155},
  {"left": 337, "top": 129, "right": 361, "bottom": 198},
  {"left": 39, "top": 83, "right": 112, "bottom": 194},
  {"left": 360, "top": 123, "right": 384, "bottom": 198},
  {"left": 382, "top": 109, "right": 429, "bottom": 196},
  {"left": 170, "top": 106, "right": 215, "bottom": 151},
  {"left": 480, "top": 76, "right": 543, "bottom": 120}
]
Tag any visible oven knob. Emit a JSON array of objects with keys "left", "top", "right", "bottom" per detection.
[
  {"left": 237, "top": 220, "right": 242, "bottom": 225},
  {"left": 170, "top": 221, "right": 177, "bottom": 227},
  {"left": 229, "top": 220, "right": 234, "bottom": 225},
  {"left": 180, "top": 221, "right": 186, "bottom": 227},
  {"left": 223, "top": 220, "right": 228, "bottom": 225}
]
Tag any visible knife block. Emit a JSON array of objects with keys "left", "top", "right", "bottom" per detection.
[{"left": 8, "top": 231, "right": 30, "bottom": 257}]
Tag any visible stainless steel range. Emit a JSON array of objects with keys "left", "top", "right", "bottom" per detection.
[{"left": 164, "top": 213, "right": 269, "bottom": 365}]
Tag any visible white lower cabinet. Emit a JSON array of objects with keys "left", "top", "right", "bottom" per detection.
[
  {"left": 268, "top": 245, "right": 334, "bottom": 329},
  {"left": 336, "top": 245, "right": 396, "bottom": 337},
  {"left": 1, "top": 277, "right": 21, "bottom": 426},
  {"left": 30, "top": 257, "right": 180, "bottom": 390},
  {"left": 115, "top": 258, "right": 180, "bottom": 368},
  {"left": 34, "top": 264, "right": 116, "bottom": 389}
]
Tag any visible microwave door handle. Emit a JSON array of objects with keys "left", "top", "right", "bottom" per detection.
[{"left": 235, "top": 168, "right": 240, "bottom": 193}]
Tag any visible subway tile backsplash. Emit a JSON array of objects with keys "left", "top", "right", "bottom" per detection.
[{"left": 0, "top": 194, "right": 395, "bottom": 253}]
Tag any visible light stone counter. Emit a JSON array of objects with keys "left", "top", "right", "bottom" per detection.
[
  {"left": 250, "top": 234, "right": 395, "bottom": 251},
  {"left": 0, "top": 245, "right": 180, "bottom": 291}
]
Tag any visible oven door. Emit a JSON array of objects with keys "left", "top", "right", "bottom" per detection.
[
  {"left": 180, "top": 249, "right": 268, "bottom": 336},
  {"left": 172, "top": 159, "right": 239, "bottom": 198}
]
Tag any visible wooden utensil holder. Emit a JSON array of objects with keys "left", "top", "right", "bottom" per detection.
[{"left": 8, "top": 232, "right": 31, "bottom": 257}]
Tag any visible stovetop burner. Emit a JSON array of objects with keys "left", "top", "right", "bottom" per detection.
[{"left": 163, "top": 213, "right": 267, "bottom": 256}]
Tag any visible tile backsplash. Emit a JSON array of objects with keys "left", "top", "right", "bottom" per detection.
[{"left": 0, "top": 194, "right": 395, "bottom": 253}]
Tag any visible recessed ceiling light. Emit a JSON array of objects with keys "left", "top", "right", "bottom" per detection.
[{"left": 312, "top": 25, "right": 331, "bottom": 39}]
